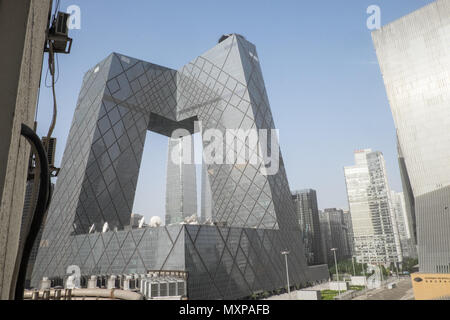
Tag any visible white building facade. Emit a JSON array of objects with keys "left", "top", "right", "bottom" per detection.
[{"left": 344, "top": 149, "right": 402, "bottom": 265}]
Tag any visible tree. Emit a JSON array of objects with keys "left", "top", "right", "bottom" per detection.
[{"left": 328, "top": 259, "right": 369, "bottom": 278}]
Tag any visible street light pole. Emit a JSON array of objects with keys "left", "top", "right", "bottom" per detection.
[
  {"left": 281, "top": 250, "right": 290, "bottom": 299},
  {"left": 379, "top": 263, "right": 384, "bottom": 284},
  {"left": 352, "top": 256, "right": 356, "bottom": 277},
  {"left": 361, "top": 258, "right": 367, "bottom": 289},
  {"left": 331, "top": 248, "right": 341, "bottom": 297}
]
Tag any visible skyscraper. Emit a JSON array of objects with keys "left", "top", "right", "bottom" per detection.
[
  {"left": 30, "top": 34, "right": 329, "bottom": 298},
  {"left": 372, "top": 0, "right": 450, "bottom": 273},
  {"left": 342, "top": 210, "right": 354, "bottom": 257},
  {"left": 200, "top": 162, "right": 213, "bottom": 223},
  {"left": 165, "top": 135, "right": 197, "bottom": 225},
  {"left": 344, "top": 149, "right": 402, "bottom": 265},
  {"left": 319, "top": 208, "right": 351, "bottom": 263},
  {"left": 292, "top": 189, "right": 324, "bottom": 265}
]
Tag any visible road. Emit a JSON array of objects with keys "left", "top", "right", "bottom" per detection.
[{"left": 352, "top": 277, "right": 414, "bottom": 300}]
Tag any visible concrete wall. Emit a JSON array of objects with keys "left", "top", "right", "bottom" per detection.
[
  {"left": 351, "top": 276, "right": 367, "bottom": 286},
  {"left": 296, "top": 290, "right": 321, "bottom": 300},
  {"left": 329, "top": 281, "right": 349, "bottom": 291},
  {"left": 0, "top": 0, "right": 51, "bottom": 299}
]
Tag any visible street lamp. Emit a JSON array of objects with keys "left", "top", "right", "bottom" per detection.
[
  {"left": 361, "top": 258, "right": 367, "bottom": 289},
  {"left": 281, "top": 250, "right": 290, "bottom": 299},
  {"left": 331, "top": 248, "right": 341, "bottom": 297},
  {"left": 352, "top": 256, "right": 356, "bottom": 276}
]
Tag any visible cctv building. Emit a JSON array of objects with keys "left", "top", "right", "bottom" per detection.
[
  {"left": 372, "top": 0, "right": 450, "bottom": 273},
  {"left": 30, "top": 34, "right": 328, "bottom": 299}
]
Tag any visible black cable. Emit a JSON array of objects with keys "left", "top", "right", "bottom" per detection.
[
  {"left": 15, "top": 124, "right": 51, "bottom": 300},
  {"left": 43, "top": 43, "right": 58, "bottom": 148},
  {"left": 54, "top": 0, "right": 61, "bottom": 17}
]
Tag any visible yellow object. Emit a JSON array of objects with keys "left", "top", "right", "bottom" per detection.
[{"left": 411, "top": 273, "right": 450, "bottom": 300}]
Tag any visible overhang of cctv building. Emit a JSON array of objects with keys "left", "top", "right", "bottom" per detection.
[{"left": 30, "top": 34, "right": 328, "bottom": 299}]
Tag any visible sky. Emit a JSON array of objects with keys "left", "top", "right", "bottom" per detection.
[{"left": 35, "top": 0, "right": 436, "bottom": 221}]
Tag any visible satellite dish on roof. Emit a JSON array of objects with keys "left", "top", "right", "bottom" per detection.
[
  {"left": 138, "top": 217, "right": 145, "bottom": 229},
  {"left": 149, "top": 216, "right": 162, "bottom": 228},
  {"left": 102, "top": 222, "right": 109, "bottom": 233}
]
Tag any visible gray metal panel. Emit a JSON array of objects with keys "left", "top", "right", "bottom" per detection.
[
  {"left": 372, "top": 0, "right": 450, "bottom": 273},
  {"left": 184, "top": 225, "right": 318, "bottom": 300},
  {"left": 416, "top": 187, "right": 450, "bottom": 273},
  {"left": 292, "top": 189, "right": 324, "bottom": 265}
]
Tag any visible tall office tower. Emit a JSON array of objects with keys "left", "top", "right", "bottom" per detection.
[
  {"left": 391, "top": 191, "right": 418, "bottom": 259},
  {"left": 292, "top": 189, "right": 324, "bottom": 265},
  {"left": 166, "top": 136, "right": 197, "bottom": 225},
  {"left": 318, "top": 211, "right": 329, "bottom": 264},
  {"left": 344, "top": 149, "right": 402, "bottom": 265},
  {"left": 200, "top": 162, "right": 213, "bottom": 223},
  {"left": 31, "top": 35, "right": 329, "bottom": 299},
  {"left": 319, "top": 208, "right": 351, "bottom": 263},
  {"left": 342, "top": 210, "right": 354, "bottom": 256},
  {"left": 372, "top": 0, "right": 450, "bottom": 274}
]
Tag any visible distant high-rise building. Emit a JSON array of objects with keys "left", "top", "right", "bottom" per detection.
[
  {"left": 292, "top": 189, "right": 324, "bottom": 265},
  {"left": 319, "top": 208, "right": 351, "bottom": 263},
  {"left": 166, "top": 136, "right": 197, "bottom": 225},
  {"left": 201, "top": 163, "right": 213, "bottom": 223},
  {"left": 342, "top": 210, "right": 354, "bottom": 256},
  {"left": 372, "top": 0, "right": 450, "bottom": 274},
  {"left": 344, "top": 149, "right": 402, "bottom": 265},
  {"left": 391, "top": 191, "right": 417, "bottom": 259}
]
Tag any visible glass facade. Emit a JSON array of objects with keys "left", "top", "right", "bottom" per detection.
[
  {"left": 344, "top": 149, "right": 402, "bottom": 264},
  {"left": 319, "top": 208, "right": 351, "bottom": 263},
  {"left": 30, "top": 34, "right": 328, "bottom": 298},
  {"left": 372, "top": 0, "right": 450, "bottom": 273},
  {"left": 291, "top": 189, "right": 324, "bottom": 265},
  {"left": 200, "top": 162, "right": 213, "bottom": 223},
  {"left": 166, "top": 136, "right": 197, "bottom": 225}
]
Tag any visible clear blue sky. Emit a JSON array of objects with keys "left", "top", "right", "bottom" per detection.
[{"left": 36, "top": 0, "right": 435, "bottom": 221}]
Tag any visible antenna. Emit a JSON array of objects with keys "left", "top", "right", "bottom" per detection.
[{"left": 149, "top": 216, "right": 162, "bottom": 228}]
